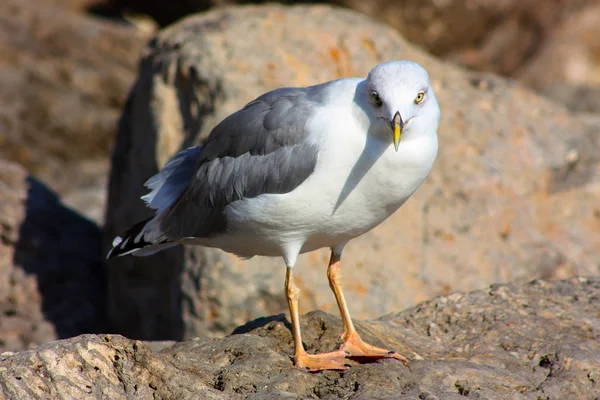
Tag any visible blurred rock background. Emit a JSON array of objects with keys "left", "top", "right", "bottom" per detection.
[{"left": 0, "top": 0, "right": 598, "bottom": 351}]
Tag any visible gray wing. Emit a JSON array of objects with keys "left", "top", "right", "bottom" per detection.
[{"left": 144, "top": 86, "right": 323, "bottom": 243}]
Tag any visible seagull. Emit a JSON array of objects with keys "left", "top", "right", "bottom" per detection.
[{"left": 108, "top": 60, "right": 440, "bottom": 371}]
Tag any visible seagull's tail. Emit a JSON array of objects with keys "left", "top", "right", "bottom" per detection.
[
  {"left": 106, "top": 218, "right": 177, "bottom": 259},
  {"left": 107, "top": 146, "right": 202, "bottom": 260}
]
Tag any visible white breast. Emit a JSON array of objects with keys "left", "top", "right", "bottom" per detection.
[{"left": 218, "top": 91, "right": 438, "bottom": 258}]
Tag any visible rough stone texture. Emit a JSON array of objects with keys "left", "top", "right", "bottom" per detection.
[
  {"left": 49, "top": 0, "right": 99, "bottom": 13},
  {"left": 517, "top": 1, "right": 600, "bottom": 92},
  {"left": 516, "top": 1, "right": 600, "bottom": 113},
  {"left": 99, "top": 0, "right": 600, "bottom": 115},
  {"left": 0, "top": 0, "right": 149, "bottom": 223},
  {"left": 321, "top": 0, "right": 597, "bottom": 81},
  {"left": 541, "top": 85, "right": 600, "bottom": 115},
  {"left": 1, "top": 278, "right": 599, "bottom": 399},
  {"left": 104, "top": 4, "right": 600, "bottom": 342},
  {"left": 100, "top": 0, "right": 598, "bottom": 79},
  {"left": 0, "top": 158, "right": 106, "bottom": 352}
]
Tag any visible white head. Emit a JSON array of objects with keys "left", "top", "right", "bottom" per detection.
[{"left": 362, "top": 60, "right": 440, "bottom": 150}]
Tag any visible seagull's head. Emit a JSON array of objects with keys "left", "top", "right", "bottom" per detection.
[{"left": 364, "top": 60, "right": 440, "bottom": 151}]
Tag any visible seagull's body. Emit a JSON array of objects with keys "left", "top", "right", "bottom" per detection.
[
  {"left": 199, "top": 78, "right": 437, "bottom": 262},
  {"left": 109, "top": 61, "right": 440, "bottom": 371}
]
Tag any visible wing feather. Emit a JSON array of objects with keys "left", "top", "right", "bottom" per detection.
[{"left": 141, "top": 86, "right": 323, "bottom": 244}]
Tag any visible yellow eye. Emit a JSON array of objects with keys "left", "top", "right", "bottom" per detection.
[
  {"left": 414, "top": 92, "right": 425, "bottom": 104},
  {"left": 371, "top": 92, "right": 383, "bottom": 107}
]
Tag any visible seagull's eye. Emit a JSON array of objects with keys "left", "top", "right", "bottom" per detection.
[
  {"left": 371, "top": 92, "right": 383, "bottom": 107},
  {"left": 414, "top": 91, "right": 425, "bottom": 104}
]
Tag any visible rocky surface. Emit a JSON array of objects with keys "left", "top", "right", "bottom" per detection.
[
  {"left": 517, "top": 1, "right": 600, "bottom": 92},
  {"left": 104, "top": 4, "right": 600, "bottom": 341},
  {"left": 101, "top": 0, "right": 599, "bottom": 87},
  {"left": 0, "top": 0, "right": 149, "bottom": 223},
  {"left": 516, "top": 1, "right": 600, "bottom": 113},
  {"left": 0, "top": 158, "right": 106, "bottom": 352},
  {"left": 541, "top": 85, "right": 600, "bottom": 115},
  {"left": 1, "top": 278, "right": 599, "bottom": 399},
  {"left": 320, "top": 0, "right": 597, "bottom": 84}
]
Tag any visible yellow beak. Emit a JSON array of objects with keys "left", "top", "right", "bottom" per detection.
[{"left": 393, "top": 111, "right": 403, "bottom": 151}]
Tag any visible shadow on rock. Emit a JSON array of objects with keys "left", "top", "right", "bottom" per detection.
[
  {"left": 231, "top": 313, "right": 291, "bottom": 335},
  {"left": 12, "top": 176, "right": 107, "bottom": 340}
]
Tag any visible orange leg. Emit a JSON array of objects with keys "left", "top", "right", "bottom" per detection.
[
  {"left": 327, "top": 251, "right": 409, "bottom": 364},
  {"left": 285, "top": 267, "right": 349, "bottom": 371}
]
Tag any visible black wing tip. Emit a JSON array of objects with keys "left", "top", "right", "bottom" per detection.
[
  {"left": 106, "top": 236, "right": 136, "bottom": 259},
  {"left": 106, "top": 218, "right": 153, "bottom": 260}
]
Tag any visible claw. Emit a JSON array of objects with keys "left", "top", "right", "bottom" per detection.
[
  {"left": 294, "top": 349, "right": 350, "bottom": 372},
  {"left": 339, "top": 332, "right": 409, "bottom": 365}
]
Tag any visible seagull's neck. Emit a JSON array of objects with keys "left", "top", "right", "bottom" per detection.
[{"left": 349, "top": 80, "right": 376, "bottom": 131}]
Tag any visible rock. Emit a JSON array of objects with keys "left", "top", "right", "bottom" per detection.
[
  {"left": 516, "top": 1, "right": 600, "bottom": 112},
  {"left": 0, "top": 158, "right": 106, "bottom": 352},
  {"left": 101, "top": 0, "right": 600, "bottom": 119},
  {"left": 102, "top": 0, "right": 222, "bottom": 26},
  {"left": 415, "top": 0, "right": 594, "bottom": 75},
  {"left": 1, "top": 278, "right": 598, "bottom": 399},
  {"left": 104, "top": 4, "right": 600, "bottom": 342},
  {"left": 322, "top": 0, "right": 597, "bottom": 80},
  {"left": 539, "top": 84, "right": 600, "bottom": 114},
  {"left": 517, "top": 1, "right": 600, "bottom": 90},
  {"left": 48, "top": 0, "right": 99, "bottom": 13},
  {"left": 0, "top": 0, "right": 149, "bottom": 223},
  {"left": 100, "top": 0, "right": 598, "bottom": 81}
]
